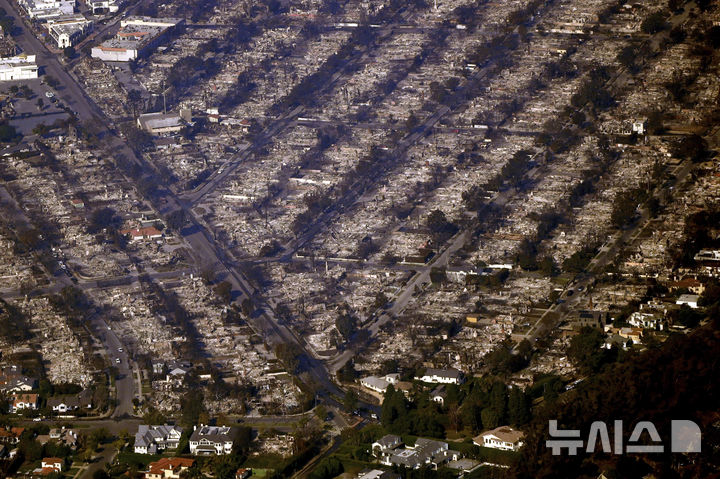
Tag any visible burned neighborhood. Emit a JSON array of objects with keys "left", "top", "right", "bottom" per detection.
[{"left": 0, "top": 0, "right": 719, "bottom": 478}]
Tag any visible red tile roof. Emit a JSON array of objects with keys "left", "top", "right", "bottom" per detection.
[
  {"left": 0, "top": 427, "right": 24, "bottom": 438},
  {"left": 147, "top": 457, "right": 195, "bottom": 475}
]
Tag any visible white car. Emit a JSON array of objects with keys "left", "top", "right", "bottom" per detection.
[
  {"left": 45, "top": 91, "right": 54, "bottom": 98},
  {"left": 115, "top": 358, "right": 121, "bottom": 364}
]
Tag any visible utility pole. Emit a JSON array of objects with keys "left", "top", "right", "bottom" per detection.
[{"left": 160, "top": 80, "right": 167, "bottom": 114}]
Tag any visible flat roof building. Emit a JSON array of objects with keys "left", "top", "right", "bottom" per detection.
[
  {"left": 90, "top": 0, "right": 121, "bottom": 14},
  {"left": 48, "top": 17, "right": 93, "bottom": 49},
  {"left": 17, "top": 0, "right": 74, "bottom": 19},
  {"left": 0, "top": 55, "right": 39, "bottom": 81},
  {"left": 137, "top": 109, "right": 192, "bottom": 135},
  {"left": 91, "top": 16, "right": 183, "bottom": 62}
]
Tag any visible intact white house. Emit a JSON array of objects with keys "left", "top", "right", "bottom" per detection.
[
  {"left": 414, "top": 367, "right": 464, "bottom": 385},
  {"left": 474, "top": 426, "right": 524, "bottom": 451},
  {"left": 10, "top": 393, "right": 38, "bottom": 413},
  {"left": 189, "top": 425, "right": 234, "bottom": 455},
  {"left": 676, "top": 294, "right": 700, "bottom": 309},
  {"left": 373, "top": 435, "right": 459, "bottom": 470},
  {"left": 0, "top": 55, "right": 38, "bottom": 81},
  {"left": 360, "top": 373, "right": 399, "bottom": 394},
  {"left": 41, "top": 458, "right": 63, "bottom": 473},
  {"left": 430, "top": 385, "right": 447, "bottom": 406},
  {"left": 47, "top": 396, "right": 79, "bottom": 413},
  {"left": 628, "top": 311, "right": 664, "bottom": 331},
  {"left": 134, "top": 425, "right": 183, "bottom": 454},
  {"left": 0, "top": 375, "right": 38, "bottom": 393}
]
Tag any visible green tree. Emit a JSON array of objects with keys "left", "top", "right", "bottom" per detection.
[
  {"left": 308, "top": 457, "right": 343, "bottom": 479},
  {"left": 426, "top": 209, "right": 458, "bottom": 242},
  {"left": 567, "top": 326, "right": 607, "bottom": 373},
  {"left": 214, "top": 281, "right": 232, "bottom": 304},
  {"left": 508, "top": 387, "right": 531, "bottom": 426},
  {"left": 616, "top": 45, "right": 637, "bottom": 71},
  {"left": 489, "top": 381, "right": 508, "bottom": 424},
  {"left": 179, "top": 464, "right": 205, "bottom": 479},
  {"left": 0, "top": 122, "right": 20, "bottom": 143},
  {"left": 120, "top": 123, "right": 153, "bottom": 150},
  {"left": 462, "top": 184, "right": 487, "bottom": 211},
  {"left": 562, "top": 246, "right": 596, "bottom": 273},
  {"left": 166, "top": 209, "right": 187, "bottom": 231},
  {"left": 142, "top": 406, "right": 167, "bottom": 425},
  {"left": 461, "top": 402, "right": 483, "bottom": 433},
  {"left": 674, "top": 134, "right": 708, "bottom": 163},
  {"left": 481, "top": 407, "right": 500, "bottom": 429},
  {"left": 640, "top": 11, "right": 667, "bottom": 34},
  {"left": 538, "top": 256, "right": 558, "bottom": 277},
  {"left": 44, "top": 75, "right": 59, "bottom": 88},
  {"left": 128, "top": 89, "right": 143, "bottom": 118},
  {"left": 381, "top": 385, "right": 408, "bottom": 428},
  {"left": 180, "top": 390, "right": 207, "bottom": 428},
  {"left": 335, "top": 313, "right": 356, "bottom": 341},
  {"left": 611, "top": 190, "right": 639, "bottom": 228},
  {"left": 314, "top": 404, "right": 328, "bottom": 421},
  {"left": 343, "top": 390, "right": 358, "bottom": 413},
  {"left": 275, "top": 343, "right": 301, "bottom": 373},
  {"left": 88, "top": 207, "right": 120, "bottom": 234},
  {"left": 337, "top": 360, "right": 358, "bottom": 383}
]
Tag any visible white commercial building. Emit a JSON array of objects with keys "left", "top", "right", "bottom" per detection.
[
  {"left": 90, "top": 0, "right": 121, "bottom": 14},
  {"left": 137, "top": 109, "right": 192, "bottom": 135},
  {"left": 17, "top": 0, "right": 75, "bottom": 19},
  {"left": 47, "top": 15, "right": 93, "bottom": 48},
  {"left": 0, "top": 55, "right": 39, "bottom": 81},
  {"left": 91, "top": 16, "right": 182, "bottom": 62}
]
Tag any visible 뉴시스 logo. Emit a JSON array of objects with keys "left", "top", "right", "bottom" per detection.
[{"left": 546, "top": 420, "right": 702, "bottom": 455}]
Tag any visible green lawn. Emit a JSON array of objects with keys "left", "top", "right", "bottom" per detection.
[
  {"left": 116, "top": 451, "right": 161, "bottom": 468},
  {"left": 243, "top": 454, "right": 286, "bottom": 469},
  {"left": 250, "top": 469, "right": 272, "bottom": 477}
]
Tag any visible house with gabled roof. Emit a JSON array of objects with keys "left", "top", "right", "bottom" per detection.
[
  {"left": 0, "top": 374, "right": 38, "bottom": 393},
  {"left": 474, "top": 426, "right": 524, "bottom": 451},
  {"left": 379, "top": 437, "right": 460, "bottom": 470},
  {"left": 10, "top": 393, "right": 38, "bottom": 413},
  {"left": 189, "top": 425, "right": 234, "bottom": 455},
  {"left": 134, "top": 425, "right": 183, "bottom": 454},
  {"left": 371, "top": 434, "right": 403, "bottom": 457},
  {"left": 144, "top": 457, "right": 194, "bottom": 479},
  {"left": 0, "top": 427, "right": 25, "bottom": 444},
  {"left": 414, "top": 367, "right": 464, "bottom": 385},
  {"left": 47, "top": 395, "right": 80, "bottom": 413},
  {"left": 40, "top": 458, "right": 63, "bottom": 472}
]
